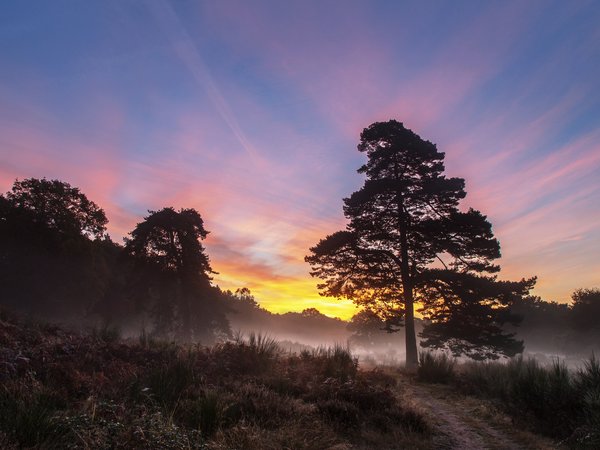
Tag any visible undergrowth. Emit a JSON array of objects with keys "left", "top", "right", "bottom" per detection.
[
  {"left": 417, "top": 351, "right": 456, "bottom": 383},
  {"left": 0, "top": 314, "right": 431, "bottom": 449},
  {"left": 419, "top": 351, "right": 600, "bottom": 447}
]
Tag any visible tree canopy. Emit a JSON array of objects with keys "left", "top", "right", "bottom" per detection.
[
  {"left": 306, "top": 120, "right": 534, "bottom": 365},
  {"left": 3, "top": 177, "right": 107, "bottom": 240},
  {"left": 570, "top": 288, "right": 600, "bottom": 332}
]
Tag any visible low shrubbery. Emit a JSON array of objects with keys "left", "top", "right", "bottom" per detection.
[
  {"left": 0, "top": 313, "right": 430, "bottom": 449},
  {"left": 418, "top": 350, "right": 600, "bottom": 447},
  {"left": 417, "top": 351, "right": 456, "bottom": 383}
]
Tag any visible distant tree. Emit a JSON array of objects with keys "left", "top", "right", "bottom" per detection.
[
  {"left": 306, "top": 120, "right": 533, "bottom": 366},
  {"left": 125, "top": 207, "right": 228, "bottom": 341},
  {"left": 507, "top": 295, "right": 573, "bottom": 354},
  {"left": 570, "top": 288, "right": 600, "bottom": 332},
  {"left": 0, "top": 178, "right": 109, "bottom": 317},
  {"left": 301, "top": 307, "right": 325, "bottom": 318},
  {"left": 232, "top": 287, "right": 260, "bottom": 308},
  {"left": 347, "top": 309, "right": 388, "bottom": 349}
]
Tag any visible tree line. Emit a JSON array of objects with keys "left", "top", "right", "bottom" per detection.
[{"left": 0, "top": 178, "right": 229, "bottom": 343}]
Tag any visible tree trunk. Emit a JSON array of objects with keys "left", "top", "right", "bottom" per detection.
[
  {"left": 178, "top": 280, "right": 191, "bottom": 342},
  {"left": 404, "top": 290, "right": 419, "bottom": 369},
  {"left": 395, "top": 177, "right": 419, "bottom": 369}
]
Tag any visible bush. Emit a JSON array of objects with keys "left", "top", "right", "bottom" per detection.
[
  {"left": 317, "top": 398, "right": 360, "bottom": 429},
  {"left": 417, "top": 351, "right": 455, "bottom": 383},
  {"left": 312, "top": 344, "right": 358, "bottom": 381},
  {"left": 176, "top": 389, "right": 222, "bottom": 437},
  {"left": 210, "top": 332, "right": 281, "bottom": 376},
  {"left": 146, "top": 356, "right": 196, "bottom": 410},
  {"left": 572, "top": 355, "right": 600, "bottom": 446},
  {"left": 0, "top": 386, "right": 67, "bottom": 447}
]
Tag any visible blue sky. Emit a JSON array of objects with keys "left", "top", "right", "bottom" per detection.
[{"left": 1, "top": 1, "right": 599, "bottom": 317}]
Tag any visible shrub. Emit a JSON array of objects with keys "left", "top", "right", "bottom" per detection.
[
  {"left": 0, "top": 386, "right": 67, "bottom": 447},
  {"left": 210, "top": 332, "right": 280, "bottom": 376},
  {"left": 222, "top": 383, "right": 301, "bottom": 428},
  {"left": 572, "top": 355, "right": 600, "bottom": 446},
  {"left": 417, "top": 351, "right": 455, "bottom": 383},
  {"left": 176, "top": 389, "right": 222, "bottom": 437},
  {"left": 317, "top": 398, "right": 360, "bottom": 429},
  {"left": 146, "top": 356, "right": 196, "bottom": 410},
  {"left": 313, "top": 344, "right": 358, "bottom": 381}
]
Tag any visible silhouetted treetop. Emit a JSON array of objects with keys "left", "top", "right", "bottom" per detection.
[
  {"left": 571, "top": 288, "right": 600, "bottom": 331},
  {"left": 3, "top": 178, "right": 107, "bottom": 239},
  {"left": 126, "top": 207, "right": 212, "bottom": 277},
  {"left": 125, "top": 207, "right": 224, "bottom": 341}
]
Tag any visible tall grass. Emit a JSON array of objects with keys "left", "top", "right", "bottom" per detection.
[
  {"left": 146, "top": 356, "right": 196, "bottom": 411},
  {"left": 246, "top": 332, "right": 281, "bottom": 358},
  {"left": 573, "top": 355, "right": 600, "bottom": 447},
  {"left": 417, "top": 351, "right": 455, "bottom": 383},
  {"left": 452, "top": 354, "right": 600, "bottom": 444},
  {"left": 311, "top": 343, "right": 358, "bottom": 381},
  {"left": 0, "top": 387, "right": 67, "bottom": 447}
]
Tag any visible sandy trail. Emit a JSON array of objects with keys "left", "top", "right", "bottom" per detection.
[{"left": 397, "top": 376, "right": 559, "bottom": 450}]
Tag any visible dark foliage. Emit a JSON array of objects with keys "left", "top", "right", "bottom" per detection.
[
  {"left": 571, "top": 288, "right": 600, "bottom": 332},
  {"left": 306, "top": 120, "right": 533, "bottom": 365},
  {"left": 0, "top": 313, "right": 430, "bottom": 449},
  {"left": 0, "top": 178, "right": 110, "bottom": 319},
  {"left": 418, "top": 270, "right": 533, "bottom": 359},
  {"left": 417, "top": 351, "right": 456, "bottom": 383},
  {"left": 441, "top": 356, "right": 600, "bottom": 446},
  {"left": 125, "top": 207, "right": 227, "bottom": 342}
]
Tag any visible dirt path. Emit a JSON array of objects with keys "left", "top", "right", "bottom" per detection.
[{"left": 397, "top": 376, "right": 560, "bottom": 450}]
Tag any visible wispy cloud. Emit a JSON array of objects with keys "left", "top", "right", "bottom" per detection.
[{"left": 146, "top": 0, "right": 260, "bottom": 163}]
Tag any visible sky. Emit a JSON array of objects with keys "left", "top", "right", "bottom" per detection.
[{"left": 1, "top": 1, "right": 599, "bottom": 319}]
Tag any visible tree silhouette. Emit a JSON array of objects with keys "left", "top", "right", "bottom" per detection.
[
  {"left": 125, "top": 207, "right": 228, "bottom": 341},
  {"left": 3, "top": 178, "right": 107, "bottom": 239},
  {"left": 0, "top": 178, "right": 109, "bottom": 317},
  {"left": 418, "top": 270, "right": 533, "bottom": 360},
  {"left": 570, "top": 288, "right": 600, "bottom": 332},
  {"left": 306, "top": 120, "right": 533, "bottom": 366}
]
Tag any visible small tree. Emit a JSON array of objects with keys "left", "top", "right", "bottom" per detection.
[
  {"left": 125, "top": 207, "right": 228, "bottom": 341},
  {"left": 306, "top": 120, "right": 533, "bottom": 366}
]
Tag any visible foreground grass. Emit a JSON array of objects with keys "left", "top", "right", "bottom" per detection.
[
  {"left": 418, "top": 351, "right": 600, "bottom": 448},
  {"left": 0, "top": 314, "right": 431, "bottom": 449}
]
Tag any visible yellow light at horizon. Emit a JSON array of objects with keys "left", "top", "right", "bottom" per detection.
[{"left": 212, "top": 270, "right": 359, "bottom": 320}]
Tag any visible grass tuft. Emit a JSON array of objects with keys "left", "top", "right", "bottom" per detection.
[{"left": 417, "top": 351, "right": 455, "bottom": 383}]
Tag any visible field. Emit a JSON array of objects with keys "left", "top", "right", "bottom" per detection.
[
  {"left": 2, "top": 310, "right": 598, "bottom": 449},
  {"left": 0, "top": 311, "right": 429, "bottom": 449}
]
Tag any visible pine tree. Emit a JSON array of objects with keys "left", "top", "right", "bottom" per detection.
[
  {"left": 125, "top": 207, "right": 228, "bottom": 342},
  {"left": 306, "top": 120, "right": 534, "bottom": 366}
]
